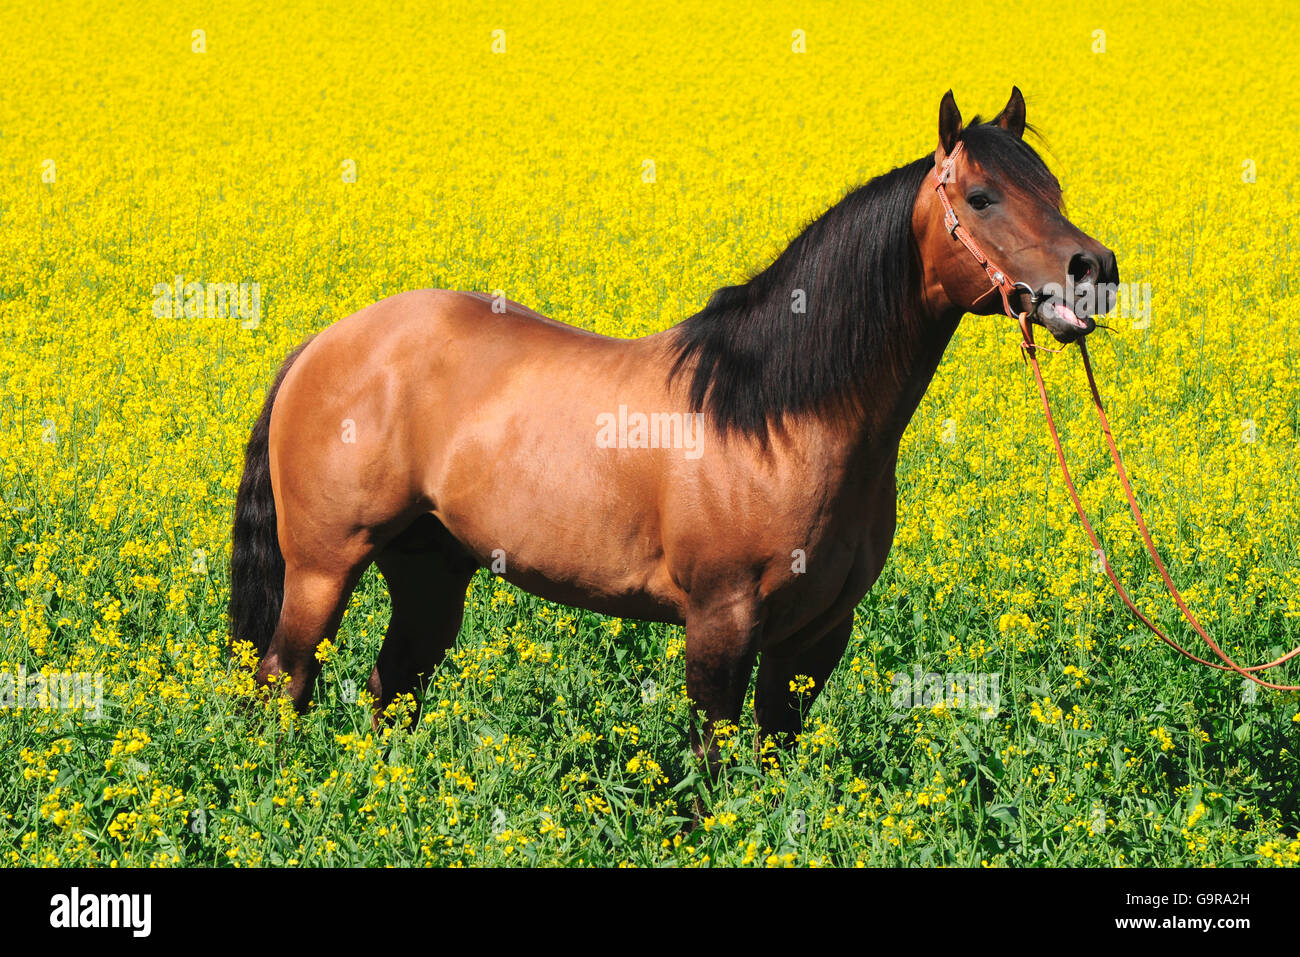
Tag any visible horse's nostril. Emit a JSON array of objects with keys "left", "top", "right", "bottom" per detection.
[
  {"left": 1102, "top": 250, "right": 1119, "bottom": 286},
  {"left": 1068, "top": 252, "right": 1098, "bottom": 285}
]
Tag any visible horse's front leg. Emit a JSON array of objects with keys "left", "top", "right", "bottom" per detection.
[
  {"left": 753, "top": 613, "right": 853, "bottom": 756},
  {"left": 683, "top": 594, "right": 763, "bottom": 784}
]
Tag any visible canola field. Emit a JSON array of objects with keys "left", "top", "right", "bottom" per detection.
[{"left": 2, "top": 1, "right": 1299, "bottom": 866}]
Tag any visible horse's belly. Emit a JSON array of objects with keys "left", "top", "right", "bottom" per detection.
[
  {"left": 430, "top": 448, "right": 686, "bottom": 624},
  {"left": 439, "top": 511, "right": 686, "bottom": 625},
  {"left": 492, "top": 566, "right": 685, "bottom": 624}
]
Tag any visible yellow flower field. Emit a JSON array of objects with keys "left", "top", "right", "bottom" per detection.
[{"left": 1, "top": 1, "right": 1298, "bottom": 866}]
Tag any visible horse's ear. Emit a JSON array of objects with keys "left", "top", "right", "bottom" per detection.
[
  {"left": 938, "top": 90, "right": 962, "bottom": 157},
  {"left": 996, "top": 86, "right": 1026, "bottom": 139}
]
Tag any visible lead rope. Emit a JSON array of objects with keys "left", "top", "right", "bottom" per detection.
[
  {"left": 1018, "top": 312, "right": 1300, "bottom": 691},
  {"left": 933, "top": 145, "right": 1299, "bottom": 691}
]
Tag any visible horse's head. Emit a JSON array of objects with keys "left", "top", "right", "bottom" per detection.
[{"left": 914, "top": 87, "right": 1118, "bottom": 343}]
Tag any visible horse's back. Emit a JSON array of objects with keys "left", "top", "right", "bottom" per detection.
[{"left": 346, "top": 288, "right": 621, "bottom": 354}]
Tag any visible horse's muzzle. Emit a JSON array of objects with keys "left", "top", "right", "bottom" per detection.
[{"left": 1034, "top": 296, "right": 1096, "bottom": 343}]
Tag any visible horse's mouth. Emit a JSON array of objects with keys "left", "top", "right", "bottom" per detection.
[{"left": 1034, "top": 297, "right": 1095, "bottom": 343}]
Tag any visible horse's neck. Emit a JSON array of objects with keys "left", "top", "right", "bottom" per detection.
[{"left": 847, "top": 307, "right": 963, "bottom": 477}]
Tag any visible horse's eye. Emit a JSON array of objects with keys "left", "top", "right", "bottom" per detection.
[{"left": 967, "top": 193, "right": 993, "bottom": 210}]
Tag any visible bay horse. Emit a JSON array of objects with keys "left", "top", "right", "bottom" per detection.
[{"left": 230, "top": 89, "right": 1117, "bottom": 776}]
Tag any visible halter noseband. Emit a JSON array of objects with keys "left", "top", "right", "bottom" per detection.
[{"left": 932, "top": 141, "right": 1037, "bottom": 322}]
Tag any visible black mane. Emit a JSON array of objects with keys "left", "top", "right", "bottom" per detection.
[{"left": 668, "top": 118, "right": 1058, "bottom": 439}]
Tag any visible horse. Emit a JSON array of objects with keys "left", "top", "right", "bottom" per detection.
[{"left": 229, "top": 88, "right": 1118, "bottom": 778}]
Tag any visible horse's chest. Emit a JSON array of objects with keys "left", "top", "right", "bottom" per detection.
[{"left": 762, "top": 476, "right": 898, "bottom": 641}]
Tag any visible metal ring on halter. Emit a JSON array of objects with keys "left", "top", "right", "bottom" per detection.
[
  {"left": 1011, "top": 281, "right": 1038, "bottom": 307},
  {"left": 1008, "top": 282, "right": 1037, "bottom": 334},
  {"left": 1005, "top": 281, "right": 1038, "bottom": 322}
]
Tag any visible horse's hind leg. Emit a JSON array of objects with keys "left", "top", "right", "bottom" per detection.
[
  {"left": 753, "top": 613, "right": 853, "bottom": 754},
  {"left": 257, "top": 561, "right": 367, "bottom": 712},
  {"left": 367, "top": 515, "right": 476, "bottom": 726}
]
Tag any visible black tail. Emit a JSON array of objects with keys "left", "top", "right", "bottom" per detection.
[{"left": 229, "top": 338, "right": 314, "bottom": 657}]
